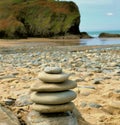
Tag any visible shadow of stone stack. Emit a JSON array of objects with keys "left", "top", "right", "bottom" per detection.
[{"left": 28, "top": 67, "right": 78, "bottom": 125}]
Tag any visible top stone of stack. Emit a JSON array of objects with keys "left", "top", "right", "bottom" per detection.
[
  {"left": 44, "top": 67, "right": 62, "bottom": 74},
  {"left": 39, "top": 67, "right": 69, "bottom": 83}
]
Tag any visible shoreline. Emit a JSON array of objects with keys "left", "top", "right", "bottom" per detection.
[{"left": 0, "top": 37, "right": 120, "bottom": 50}]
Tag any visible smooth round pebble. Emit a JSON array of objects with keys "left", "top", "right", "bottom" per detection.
[
  {"left": 30, "top": 80, "right": 77, "bottom": 92},
  {"left": 38, "top": 72, "right": 69, "bottom": 83},
  {"left": 89, "top": 102, "right": 102, "bottom": 108},
  {"left": 30, "top": 90, "right": 77, "bottom": 104},
  {"left": 44, "top": 67, "right": 62, "bottom": 74},
  {"left": 31, "top": 102, "right": 75, "bottom": 113}
]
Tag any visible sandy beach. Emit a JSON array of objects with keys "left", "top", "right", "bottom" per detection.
[{"left": 0, "top": 38, "right": 120, "bottom": 125}]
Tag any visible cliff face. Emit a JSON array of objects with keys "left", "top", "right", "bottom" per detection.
[{"left": 0, "top": 0, "right": 80, "bottom": 38}]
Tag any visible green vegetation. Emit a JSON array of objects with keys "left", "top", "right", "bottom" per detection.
[{"left": 0, "top": 0, "right": 80, "bottom": 38}]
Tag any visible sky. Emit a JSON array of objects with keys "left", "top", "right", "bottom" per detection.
[{"left": 60, "top": 0, "right": 120, "bottom": 32}]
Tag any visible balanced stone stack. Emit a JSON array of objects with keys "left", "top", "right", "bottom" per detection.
[{"left": 30, "top": 67, "right": 77, "bottom": 113}]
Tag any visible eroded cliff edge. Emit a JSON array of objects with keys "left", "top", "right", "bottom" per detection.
[{"left": 0, "top": 0, "right": 80, "bottom": 39}]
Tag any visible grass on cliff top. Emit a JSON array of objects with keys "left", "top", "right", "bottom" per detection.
[
  {"left": 0, "top": 0, "right": 79, "bottom": 28},
  {"left": 0, "top": 0, "right": 78, "bottom": 14}
]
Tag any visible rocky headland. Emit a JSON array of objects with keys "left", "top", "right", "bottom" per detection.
[{"left": 0, "top": 0, "right": 80, "bottom": 39}]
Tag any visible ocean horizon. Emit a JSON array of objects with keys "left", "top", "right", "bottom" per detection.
[{"left": 87, "top": 30, "right": 120, "bottom": 37}]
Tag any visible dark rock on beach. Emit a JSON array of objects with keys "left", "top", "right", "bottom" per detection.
[
  {"left": 89, "top": 102, "right": 102, "bottom": 108},
  {"left": 99, "top": 32, "right": 120, "bottom": 38},
  {"left": 80, "top": 32, "right": 93, "bottom": 39}
]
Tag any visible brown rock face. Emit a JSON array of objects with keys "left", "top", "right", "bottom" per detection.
[{"left": 0, "top": 0, "right": 80, "bottom": 38}]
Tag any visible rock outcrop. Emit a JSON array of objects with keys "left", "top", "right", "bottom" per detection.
[
  {"left": 80, "top": 32, "right": 93, "bottom": 39},
  {"left": 0, "top": 0, "right": 80, "bottom": 39},
  {"left": 99, "top": 32, "right": 120, "bottom": 38}
]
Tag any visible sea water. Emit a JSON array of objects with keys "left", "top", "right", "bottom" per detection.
[
  {"left": 80, "top": 38, "right": 120, "bottom": 46},
  {"left": 79, "top": 30, "right": 120, "bottom": 46},
  {"left": 88, "top": 30, "right": 120, "bottom": 37}
]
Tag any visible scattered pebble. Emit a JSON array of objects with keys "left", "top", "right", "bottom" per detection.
[
  {"left": 93, "top": 78, "right": 103, "bottom": 84},
  {"left": 15, "top": 95, "right": 33, "bottom": 106},
  {"left": 89, "top": 102, "right": 102, "bottom": 108},
  {"left": 79, "top": 86, "right": 96, "bottom": 89},
  {"left": 4, "top": 98, "right": 16, "bottom": 106},
  {"left": 80, "top": 102, "right": 87, "bottom": 108},
  {"left": 0, "top": 45, "right": 120, "bottom": 125}
]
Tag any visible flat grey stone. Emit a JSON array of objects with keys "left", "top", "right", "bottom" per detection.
[
  {"left": 4, "top": 98, "right": 15, "bottom": 106},
  {"left": 0, "top": 74, "right": 15, "bottom": 80},
  {"left": 92, "top": 68, "right": 102, "bottom": 73},
  {"left": 114, "top": 90, "right": 120, "bottom": 93},
  {"left": 44, "top": 67, "right": 62, "bottom": 74},
  {"left": 38, "top": 72, "right": 69, "bottom": 83},
  {"left": 92, "top": 78, "right": 103, "bottom": 84},
  {"left": 78, "top": 86, "right": 95, "bottom": 89},
  {"left": 30, "top": 80, "right": 77, "bottom": 92},
  {"left": 0, "top": 104, "right": 20, "bottom": 125},
  {"left": 89, "top": 102, "right": 102, "bottom": 108},
  {"left": 15, "top": 94, "right": 33, "bottom": 106},
  {"left": 80, "top": 102, "right": 87, "bottom": 108},
  {"left": 31, "top": 102, "right": 75, "bottom": 113},
  {"left": 27, "top": 110, "right": 78, "bottom": 125},
  {"left": 75, "top": 78, "right": 85, "bottom": 82},
  {"left": 30, "top": 90, "right": 77, "bottom": 104}
]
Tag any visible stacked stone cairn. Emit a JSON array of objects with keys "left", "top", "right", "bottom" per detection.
[{"left": 30, "top": 67, "right": 77, "bottom": 113}]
